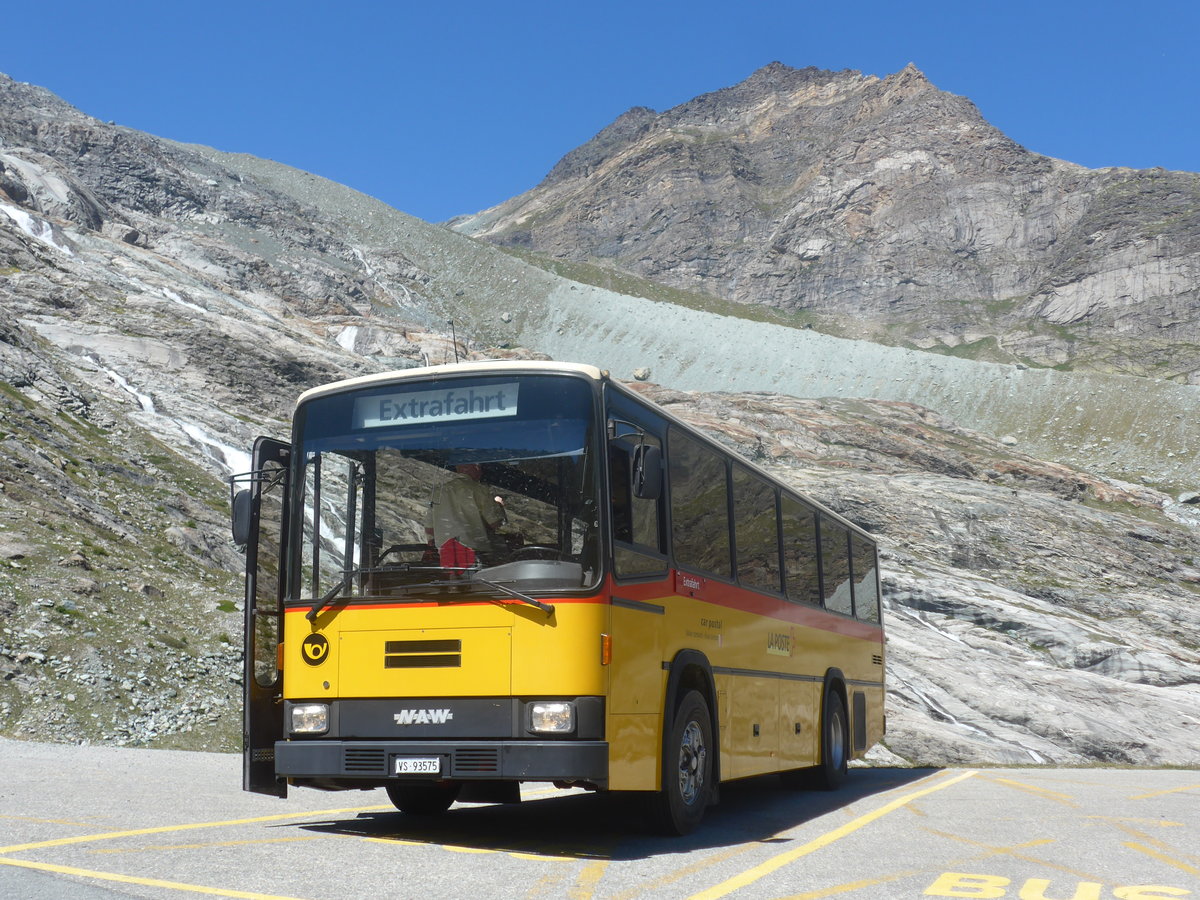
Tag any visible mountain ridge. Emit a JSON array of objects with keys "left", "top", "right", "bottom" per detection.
[{"left": 453, "top": 62, "right": 1200, "bottom": 383}]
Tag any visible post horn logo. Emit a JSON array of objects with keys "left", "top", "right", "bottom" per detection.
[{"left": 301, "top": 633, "right": 330, "bottom": 666}]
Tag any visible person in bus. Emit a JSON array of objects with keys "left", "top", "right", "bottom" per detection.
[{"left": 424, "top": 463, "right": 505, "bottom": 568}]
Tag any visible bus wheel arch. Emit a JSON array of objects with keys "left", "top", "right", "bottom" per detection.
[
  {"left": 654, "top": 688, "right": 714, "bottom": 834},
  {"left": 653, "top": 650, "right": 719, "bottom": 834},
  {"left": 662, "top": 650, "right": 720, "bottom": 782}
]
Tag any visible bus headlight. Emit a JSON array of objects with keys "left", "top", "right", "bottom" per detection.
[
  {"left": 529, "top": 701, "right": 574, "bottom": 734},
  {"left": 290, "top": 703, "right": 329, "bottom": 735}
]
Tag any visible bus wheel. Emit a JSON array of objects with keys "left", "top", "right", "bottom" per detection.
[
  {"left": 813, "top": 690, "right": 848, "bottom": 790},
  {"left": 653, "top": 690, "right": 713, "bottom": 835},
  {"left": 386, "top": 781, "right": 462, "bottom": 815}
]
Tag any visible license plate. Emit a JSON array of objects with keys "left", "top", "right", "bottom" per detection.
[{"left": 394, "top": 756, "right": 441, "bottom": 775}]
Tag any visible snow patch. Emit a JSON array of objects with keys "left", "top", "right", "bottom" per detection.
[
  {"left": 97, "top": 362, "right": 250, "bottom": 476},
  {"left": 0, "top": 201, "right": 73, "bottom": 256},
  {"left": 351, "top": 246, "right": 374, "bottom": 277},
  {"left": 180, "top": 422, "right": 252, "bottom": 476},
  {"left": 160, "top": 288, "right": 208, "bottom": 314},
  {"left": 101, "top": 365, "right": 156, "bottom": 414}
]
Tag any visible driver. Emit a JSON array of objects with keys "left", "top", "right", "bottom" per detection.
[{"left": 424, "top": 463, "right": 505, "bottom": 568}]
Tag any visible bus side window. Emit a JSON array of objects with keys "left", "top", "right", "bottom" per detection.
[
  {"left": 732, "top": 464, "right": 782, "bottom": 594},
  {"left": 820, "top": 517, "right": 853, "bottom": 616},
  {"left": 781, "top": 494, "right": 820, "bottom": 605},
  {"left": 668, "top": 429, "right": 732, "bottom": 579},
  {"left": 851, "top": 533, "right": 881, "bottom": 622},
  {"left": 610, "top": 437, "right": 666, "bottom": 578}
]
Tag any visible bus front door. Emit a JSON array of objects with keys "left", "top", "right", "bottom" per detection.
[{"left": 240, "top": 437, "right": 291, "bottom": 796}]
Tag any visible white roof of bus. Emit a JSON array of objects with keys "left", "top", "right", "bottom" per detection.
[{"left": 295, "top": 360, "right": 605, "bottom": 408}]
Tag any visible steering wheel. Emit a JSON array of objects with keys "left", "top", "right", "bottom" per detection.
[{"left": 511, "top": 544, "right": 561, "bottom": 561}]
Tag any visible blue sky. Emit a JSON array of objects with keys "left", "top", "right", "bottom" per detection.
[{"left": 4, "top": 0, "right": 1197, "bottom": 223}]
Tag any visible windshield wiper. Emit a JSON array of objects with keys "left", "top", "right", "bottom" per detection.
[
  {"left": 306, "top": 566, "right": 554, "bottom": 618},
  {"left": 469, "top": 573, "right": 555, "bottom": 615},
  {"left": 383, "top": 566, "right": 555, "bottom": 615},
  {"left": 306, "top": 571, "right": 358, "bottom": 621}
]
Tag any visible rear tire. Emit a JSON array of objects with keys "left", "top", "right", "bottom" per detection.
[
  {"left": 651, "top": 690, "right": 713, "bottom": 835},
  {"left": 386, "top": 781, "right": 462, "bottom": 815},
  {"left": 812, "top": 690, "right": 848, "bottom": 791}
]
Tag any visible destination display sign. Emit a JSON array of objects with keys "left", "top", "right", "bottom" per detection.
[{"left": 352, "top": 383, "right": 520, "bottom": 429}]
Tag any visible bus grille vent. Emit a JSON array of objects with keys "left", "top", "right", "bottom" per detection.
[
  {"left": 872, "top": 655, "right": 883, "bottom": 666},
  {"left": 453, "top": 748, "right": 500, "bottom": 774},
  {"left": 344, "top": 748, "right": 387, "bottom": 773}
]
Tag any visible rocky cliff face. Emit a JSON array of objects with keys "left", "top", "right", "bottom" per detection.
[
  {"left": 453, "top": 63, "right": 1200, "bottom": 383},
  {"left": 1, "top": 72, "right": 1197, "bottom": 765}
]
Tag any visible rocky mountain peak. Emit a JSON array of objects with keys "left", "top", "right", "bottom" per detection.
[
  {"left": 0, "top": 72, "right": 77, "bottom": 124},
  {"left": 541, "top": 105, "right": 659, "bottom": 187},
  {"left": 737, "top": 60, "right": 855, "bottom": 94},
  {"left": 885, "top": 60, "right": 932, "bottom": 87},
  {"left": 454, "top": 63, "right": 1200, "bottom": 383}
]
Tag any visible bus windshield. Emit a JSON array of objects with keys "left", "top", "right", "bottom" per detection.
[{"left": 293, "top": 374, "right": 601, "bottom": 601}]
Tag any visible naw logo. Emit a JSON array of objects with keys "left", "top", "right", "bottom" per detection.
[{"left": 393, "top": 709, "right": 454, "bottom": 726}]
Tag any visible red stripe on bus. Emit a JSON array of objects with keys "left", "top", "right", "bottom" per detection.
[
  {"left": 283, "top": 572, "right": 883, "bottom": 641},
  {"left": 604, "top": 571, "right": 884, "bottom": 641}
]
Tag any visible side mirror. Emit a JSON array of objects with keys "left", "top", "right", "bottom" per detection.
[
  {"left": 231, "top": 489, "right": 253, "bottom": 547},
  {"left": 631, "top": 444, "right": 662, "bottom": 500}
]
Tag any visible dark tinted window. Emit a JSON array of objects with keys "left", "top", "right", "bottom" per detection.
[
  {"left": 781, "top": 495, "right": 820, "bottom": 605},
  {"left": 851, "top": 532, "right": 880, "bottom": 622},
  {"left": 610, "top": 435, "right": 666, "bottom": 578},
  {"left": 669, "top": 430, "right": 731, "bottom": 577},
  {"left": 732, "top": 464, "right": 781, "bottom": 593},
  {"left": 821, "top": 518, "right": 853, "bottom": 615}
]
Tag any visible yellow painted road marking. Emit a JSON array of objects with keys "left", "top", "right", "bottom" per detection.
[
  {"left": 522, "top": 787, "right": 568, "bottom": 798},
  {"left": 525, "top": 872, "right": 567, "bottom": 898},
  {"left": 91, "top": 836, "right": 323, "bottom": 854},
  {"left": 0, "top": 815, "right": 94, "bottom": 827},
  {"left": 1130, "top": 784, "right": 1200, "bottom": 800},
  {"left": 0, "top": 856, "right": 308, "bottom": 900},
  {"left": 0, "top": 805, "right": 392, "bottom": 854},
  {"left": 920, "top": 830, "right": 1103, "bottom": 881},
  {"left": 364, "top": 835, "right": 577, "bottom": 861},
  {"left": 688, "top": 769, "right": 978, "bottom": 900},
  {"left": 921, "top": 832, "right": 1057, "bottom": 860},
  {"left": 608, "top": 844, "right": 759, "bottom": 900},
  {"left": 983, "top": 776, "right": 1077, "bottom": 807},
  {"left": 511, "top": 851, "right": 578, "bottom": 861},
  {"left": 569, "top": 858, "right": 609, "bottom": 899},
  {"left": 1085, "top": 816, "right": 1184, "bottom": 828},
  {"left": 1098, "top": 818, "right": 1200, "bottom": 868},
  {"left": 778, "top": 868, "right": 922, "bottom": 899},
  {"left": 1124, "top": 842, "right": 1200, "bottom": 876}
]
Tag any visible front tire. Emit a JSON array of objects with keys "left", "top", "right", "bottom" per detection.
[
  {"left": 652, "top": 690, "right": 713, "bottom": 835},
  {"left": 386, "top": 781, "right": 462, "bottom": 815}
]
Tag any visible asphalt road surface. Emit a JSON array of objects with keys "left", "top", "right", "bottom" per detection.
[{"left": 1, "top": 738, "right": 1196, "bottom": 899}]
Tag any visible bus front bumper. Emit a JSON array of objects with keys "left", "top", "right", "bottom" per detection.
[{"left": 275, "top": 740, "right": 608, "bottom": 787}]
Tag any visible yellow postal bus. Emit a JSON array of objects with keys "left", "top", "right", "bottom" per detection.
[{"left": 231, "top": 361, "right": 884, "bottom": 834}]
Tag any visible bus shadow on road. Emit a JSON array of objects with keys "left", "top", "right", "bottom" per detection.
[{"left": 292, "top": 766, "right": 939, "bottom": 861}]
